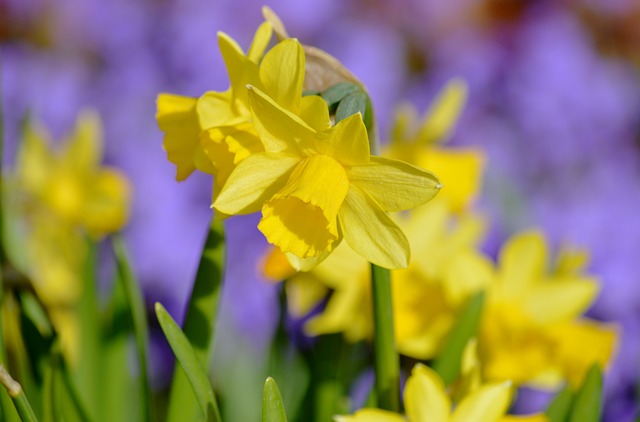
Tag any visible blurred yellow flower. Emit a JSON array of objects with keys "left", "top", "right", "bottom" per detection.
[
  {"left": 270, "top": 200, "right": 486, "bottom": 358},
  {"left": 214, "top": 84, "right": 441, "bottom": 270},
  {"left": 335, "top": 363, "right": 516, "bottom": 422},
  {"left": 2, "top": 111, "right": 131, "bottom": 362},
  {"left": 385, "top": 79, "right": 484, "bottom": 212},
  {"left": 478, "top": 230, "right": 618, "bottom": 388}
]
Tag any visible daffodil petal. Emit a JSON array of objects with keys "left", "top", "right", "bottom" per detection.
[
  {"left": 418, "top": 78, "right": 467, "bottom": 144},
  {"left": 414, "top": 147, "right": 485, "bottom": 212},
  {"left": 318, "top": 113, "right": 370, "bottom": 166},
  {"left": 523, "top": 279, "right": 598, "bottom": 324},
  {"left": 347, "top": 156, "right": 441, "bottom": 211},
  {"left": 442, "top": 250, "right": 493, "bottom": 307},
  {"left": 390, "top": 102, "right": 419, "bottom": 143},
  {"left": 259, "top": 39, "right": 305, "bottom": 111},
  {"left": 338, "top": 185, "right": 410, "bottom": 269},
  {"left": 213, "top": 152, "right": 299, "bottom": 215},
  {"left": 81, "top": 168, "right": 131, "bottom": 236},
  {"left": 218, "top": 32, "right": 258, "bottom": 101},
  {"left": 299, "top": 94, "right": 331, "bottom": 132},
  {"left": 17, "top": 122, "right": 54, "bottom": 194},
  {"left": 285, "top": 273, "right": 329, "bottom": 317},
  {"left": 334, "top": 409, "right": 405, "bottom": 422},
  {"left": 498, "top": 230, "right": 547, "bottom": 297},
  {"left": 405, "top": 364, "right": 450, "bottom": 422},
  {"left": 247, "top": 85, "right": 316, "bottom": 154},
  {"left": 196, "top": 90, "right": 240, "bottom": 129},
  {"left": 247, "top": 21, "right": 273, "bottom": 63},
  {"left": 62, "top": 110, "right": 102, "bottom": 172},
  {"left": 156, "top": 93, "right": 200, "bottom": 181},
  {"left": 451, "top": 381, "right": 512, "bottom": 422}
]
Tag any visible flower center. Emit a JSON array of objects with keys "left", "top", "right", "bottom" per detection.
[{"left": 258, "top": 155, "right": 349, "bottom": 258}]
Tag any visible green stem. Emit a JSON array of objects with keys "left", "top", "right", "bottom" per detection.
[
  {"left": 370, "top": 264, "right": 400, "bottom": 412},
  {"left": 0, "top": 364, "right": 38, "bottom": 422}
]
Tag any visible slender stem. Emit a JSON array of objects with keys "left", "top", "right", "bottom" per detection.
[
  {"left": 370, "top": 264, "right": 400, "bottom": 412},
  {"left": 0, "top": 364, "right": 39, "bottom": 422}
]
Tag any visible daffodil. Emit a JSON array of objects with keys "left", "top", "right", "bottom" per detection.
[
  {"left": 11, "top": 111, "right": 130, "bottom": 236},
  {"left": 157, "top": 20, "right": 331, "bottom": 200},
  {"left": 335, "top": 363, "right": 516, "bottom": 422},
  {"left": 2, "top": 111, "right": 131, "bottom": 362},
  {"left": 478, "top": 230, "right": 618, "bottom": 388},
  {"left": 385, "top": 79, "right": 484, "bottom": 212},
  {"left": 214, "top": 82, "right": 441, "bottom": 269}
]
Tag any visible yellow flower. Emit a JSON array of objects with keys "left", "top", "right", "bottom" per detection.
[
  {"left": 12, "top": 111, "right": 130, "bottom": 236},
  {"left": 335, "top": 363, "right": 515, "bottom": 422},
  {"left": 385, "top": 79, "right": 484, "bottom": 212},
  {"left": 478, "top": 230, "right": 618, "bottom": 388},
  {"left": 214, "top": 84, "right": 441, "bottom": 269},
  {"left": 157, "top": 21, "right": 331, "bottom": 202},
  {"left": 3, "top": 111, "right": 131, "bottom": 362},
  {"left": 272, "top": 200, "right": 486, "bottom": 357}
]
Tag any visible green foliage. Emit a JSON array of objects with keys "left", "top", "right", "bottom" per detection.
[
  {"left": 166, "top": 218, "right": 225, "bottom": 422},
  {"left": 262, "top": 378, "right": 287, "bottom": 422},
  {"left": 432, "top": 291, "right": 486, "bottom": 385},
  {"left": 155, "top": 302, "right": 221, "bottom": 422}
]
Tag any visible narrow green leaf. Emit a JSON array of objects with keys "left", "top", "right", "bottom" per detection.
[
  {"left": 545, "top": 385, "right": 573, "bottom": 422},
  {"left": 19, "top": 293, "right": 53, "bottom": 339},
  {"left": 432, "top": 291, "right": 485, "bottom": 385},
  {"left": 262, "top": 378, "right": 287, "bottom": 422},
  {"left": 321, "top": 82, "right": 361, "bottom": 112},
  {"left": 112, "top": 236, "right": 155, "bottom": 422},
  {"left": 335, "top": 92, "right": 368, "bottom": 125},
  {"left": 100, "top": 272, "right": 140, "bottom": 422},
  {"left": 167, "top": 218, "right": 225, "bottom": 422},
  {"left": 155, "top": 302, "right": 221, "bottom": 422},
  {"left": 568, "top": 364, "right": 603, "bottom": 422}
]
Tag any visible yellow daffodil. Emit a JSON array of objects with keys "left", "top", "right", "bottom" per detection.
[
  {"left": 335, "top": 363, "right": 516, "bottom": 422},
  {"left": 214, "top": 84, "right": 441, "bottom": 270},
  {"left": 478, "top": 230, "right": 618, "bottom": 388},
  {"left": 385, "top": 79, "right": 484, "bottom": 212},
  {"left": 157, "top": 21, "right": 331, "bottom": 201},
  {"left": 12, "top": 111, "right": 130, "bottom": 236},
  {"left": 2, "top": 111, "right": 131, "bottom": 361}
]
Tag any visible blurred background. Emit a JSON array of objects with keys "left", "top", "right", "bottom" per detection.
[{"left": 1, "top": 0, "right": 640, "bottom": 420}]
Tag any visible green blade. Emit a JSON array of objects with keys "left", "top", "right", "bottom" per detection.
[
  {"left": 155, "top": 302, "right": 221, "bottom": 422},
  {"left": 166, "top": 218, "right": 225, "bottom": 422},
  {"left": 112, "top": 236, "right": 155, "bottom": 422},
  {"left": 262, "top": 378, "right": 287, "bottom": 422},
  {"left": 431, "top": 291, "right": 485, "bottom": 385},
  {"left": 568, "top": 364, "right": 603, "bottom": 422},
  {"left": 545, "top": 385, "right": 573, "bottom": 422}
]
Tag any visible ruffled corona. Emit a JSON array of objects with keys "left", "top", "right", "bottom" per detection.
[{"left": 258, "top": 155, "right": 348, "bottom": 258}]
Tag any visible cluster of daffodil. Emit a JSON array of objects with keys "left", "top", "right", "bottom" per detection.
[
  {"left": 2, "top": 112, "right": 131, "bottom": 362},
  {"left": 0, "top": 6, "right": 616, "bottom": 422}
]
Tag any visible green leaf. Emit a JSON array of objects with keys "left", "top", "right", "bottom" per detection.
[
  {"left": 74, "top": 239, "right": 101, "bottom": 421},
  {"left": 112, "top": 236, "right": 155, "bottom": 422},
  {"left": 335, "top": 92, "right": 368, "bottom": 125},
  {"left": 545, "top": 385, "right": 573, "bottom": 422},
  {"left": 166, "top": 218, "right": 225, "bottom": 422},
  {"left": 19, "top": 293, "right": 53, "bottom": 340},
  {"left": 155, "top": 302, "right": 221, "bottom": 422},
  {"left": 262, "top": 378, "right": 287, "bottom": 422},
  {"left": 100, "top": 269, "right": 141, "bottom": 422},
  {"left": 568, "top": 364, "right": 603, "bottom": 422},
  {"left": 321, "top": 82, "right": 361, "bottom": 112},
  {"left": 431, "top": 291, "right": 485, "bottom": 385}
]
